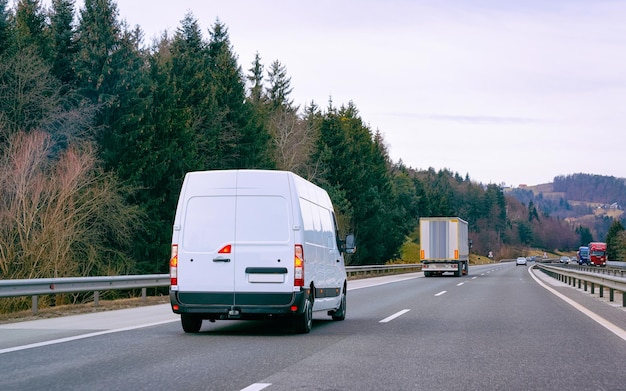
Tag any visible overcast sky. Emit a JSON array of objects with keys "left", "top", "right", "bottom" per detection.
[{"left": 85, "top": 1, "right": 626, "bottom": 186}]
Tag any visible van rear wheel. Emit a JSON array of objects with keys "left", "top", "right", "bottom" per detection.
[
  {"left": 294, "top": 297, "right": 313, "bottom": 334},
  {"left": 181, "top": 314, "right": 202, "bottom": 333},
  {"left": 331, "top": 291, "right": 346, "bottom": 321}
]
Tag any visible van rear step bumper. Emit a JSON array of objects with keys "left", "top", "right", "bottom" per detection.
[{"left": 170, "top": 290, "right": 307, "bottom": 318}]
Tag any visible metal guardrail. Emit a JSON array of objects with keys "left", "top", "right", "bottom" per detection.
[
  {"left": 0, "top": 275, "right": 170, "bottom": 314},
  {"left": 0, "top": 264, "right": 422, "bottom": 314},
  {"left": 534, "top": 263, "right": 626, "bottom": 307},
  {"left": 346, "top": 263, "right": 422, "bottom": 278}
]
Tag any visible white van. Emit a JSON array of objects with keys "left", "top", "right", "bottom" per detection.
[{"left": 169, "top": 169, "right": 355, "bottom": 333}]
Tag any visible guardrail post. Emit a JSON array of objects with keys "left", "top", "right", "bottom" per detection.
[
  {"left": 584, "top": 281, "right": 587, "bottom": 291},
  {"left": 94, "top": 291, "right": 99, "bottom": 307},
  {"left": 591, "top": 283, "right": 595, "bottom": 295},
  {"left": 32, "top": 295, "right": 38, "bottom": 315},
  {"left": 609, "top": 288, "right": 614, "bottom": 302},
  {"left": 599, "top": 285, "right": 603, "bottom": 298},
  {"left": 142, "top": 288, "right": 147, "bottom": 302},
  {"left": 578, "top": 279, "right": 581, "bottom": 289}
]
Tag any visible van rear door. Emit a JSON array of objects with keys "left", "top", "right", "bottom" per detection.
[
  {"left": 232, "top": 171, "right": 294, "bottom": 297},
  {"left": 177, "top": 172, "right": 237, "bottom": 295}
]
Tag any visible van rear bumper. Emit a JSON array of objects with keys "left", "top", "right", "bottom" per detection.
[{"left": 170, "top": 290, "right": 307, "bottom": 319}]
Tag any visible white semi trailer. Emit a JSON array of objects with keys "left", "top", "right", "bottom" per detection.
[{"left": 420, "top": 217, "right": 469, "bottom": 277}]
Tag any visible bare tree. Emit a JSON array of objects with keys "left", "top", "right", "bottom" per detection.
[
  {"left": 269, "top": 107, "right": 317, "bottom": 175},
  {"left": 0, "top": 131, "right": 141, "bottom": 311}
]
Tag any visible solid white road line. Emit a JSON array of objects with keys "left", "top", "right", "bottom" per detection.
[
  {"left": 379, "top": 309, "right": 410, "bottom": 323},
  {"left": 0, "top": 319, "right": 178, "bottom": 355},
  {"left": 528, "top": 266, "right": 626, "bottom": 342}
]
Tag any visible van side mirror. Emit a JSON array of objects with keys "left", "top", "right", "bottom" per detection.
[{"left": 344, "top": 234, "right": 356, "bottom": 254}]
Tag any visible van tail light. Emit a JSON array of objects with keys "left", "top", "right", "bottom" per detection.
[
  {"left": 170, "top": 244, "right": 178, "bottom": 286},
  {"left": 294, "top": 244, "right": 304, "bottom": 287}
]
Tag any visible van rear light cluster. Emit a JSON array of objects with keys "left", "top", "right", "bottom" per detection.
[
  {"left": 294, "top": 244, "right": 304, "bottom": 287},
  {"left": 170, "top": 244, "right": 178, "bottom": 287}
]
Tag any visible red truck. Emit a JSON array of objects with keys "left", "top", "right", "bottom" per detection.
[{"left": 588, "top": 242, "right": 607, "bottom": 266}]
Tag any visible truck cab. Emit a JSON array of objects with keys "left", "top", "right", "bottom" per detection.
[
  {"left": 577, "top": 246, "right": 589, "bottom": 265},
  {"left": 588, "top": 242, "right": 607, "bottom": 266}
]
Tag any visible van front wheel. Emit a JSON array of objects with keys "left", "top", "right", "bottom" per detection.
[
  {"left": 294, "top": 297, "right": 313, "bottom": 334},
  {"left": 181, "top": 314, "right": 202, "bottom": 333}
]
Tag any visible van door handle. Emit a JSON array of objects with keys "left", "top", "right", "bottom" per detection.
[{"left": 213, "top": 258, "right": 231, "bottom": 262}]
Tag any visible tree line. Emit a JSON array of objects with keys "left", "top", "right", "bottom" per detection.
[
  {"left": 2, "top": 0, "right": 621, "bottom": 291},
  {"left": 554, "top": 174, "right": 626, "bottom": 206}
]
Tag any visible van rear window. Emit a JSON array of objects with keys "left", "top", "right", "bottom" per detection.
[
  {"left": 182, "top": 195, "right": 289, "bottom": 253},
  {"left": 183, "top": 196, "right": 235, "bottom": 253},
  {"left": 235, "top": 196, "right": 289, "bottom": 242}
]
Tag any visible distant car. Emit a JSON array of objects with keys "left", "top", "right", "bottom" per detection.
[
  {"left": 516, "top": 257, "right": 527, "bottom": 266},
  {"left": 559, "top": 256, "right": 570, "bottom": 264}
]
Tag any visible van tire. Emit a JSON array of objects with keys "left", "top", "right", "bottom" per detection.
[
  {"left": 294, "top": 297, "right": 313, "bottom": 334},
  {"left": 331, "top": 290, "right": 347, "bottom": 321},
  {"left": 181, "top": 314, "right": 202, "bottom": 333}
]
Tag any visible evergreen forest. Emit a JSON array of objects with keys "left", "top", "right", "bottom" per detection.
[{"left": 1, "top": 0, "right": 623, "bottom": 284}]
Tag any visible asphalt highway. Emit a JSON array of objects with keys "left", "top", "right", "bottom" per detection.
[{"left": 1, "top": 264, "right": 624, "bottom": 391}]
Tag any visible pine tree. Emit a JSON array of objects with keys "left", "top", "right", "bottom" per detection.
[
  {"left": 247, "top": 52, "right": 265, "bottom": 105},
  {"left": 127, "top": 35, "right": 198, "bottom": 273},
  {"left": 317, "top": 102, "right": 401, "bottom": 264},
  {"left": 206, "top": 19, "right": 272, "bottom": 169},
  {"left": 14, "top": 0, "right": 48, "bottom": 56},
  {"left": 74, "top": 0, "right": 121, "bottom": 106},
  {"left": 169, "top": 12, "right": 213, "bottom": 171},
  {"left": 606, "top": 219, "right": 625, "bottom": 261},
  {"left": 266, "top": 60, "right": 293, "bottom": 111},
  {"left": 49, "top": 0, "right": 76, "bottom": 85},
  {"left": 0, "top": 0, "right": 12, "bottom": 55}
]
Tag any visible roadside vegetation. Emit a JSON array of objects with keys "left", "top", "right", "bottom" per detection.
[{"left": 1, "top": 0, "right": 625, "bottom": 313}]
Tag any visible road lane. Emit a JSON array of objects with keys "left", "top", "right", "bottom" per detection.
[
  {"left": 0, "top": 304, "right": 178, "bottom": 351},
  {"left": 0, "top": 264, "right": 624, "bottom": 391}
]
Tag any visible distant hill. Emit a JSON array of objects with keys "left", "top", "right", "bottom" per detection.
[
  {"left": 506, "top": 173, "right": 625, "bottom": 241},
  {"left": 553, "top": 173, "right": 626, "bottom": 205}
]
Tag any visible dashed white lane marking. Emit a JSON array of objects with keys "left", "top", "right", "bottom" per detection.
[
  {"left": 472, "top": 277, "right": 478, "bottom": 280},
  {"left": 380, "top": 309, "right": 411, "bottom": 323},
  {"left": 241, "top": 384, "right": 271, "bottom": 391},
  {"left": 456, "top": 282, "right": 465, "bottom": 286},
  {"left": 528, "top": 266, "right": 626, "bottom": 342},
  {"left": 434, "top": 291, "right": 447, "bottom": 297}
]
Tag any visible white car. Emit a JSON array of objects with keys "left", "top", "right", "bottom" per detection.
[{"left": 516, "top": 257, "right": 527, "bottom": 266}]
